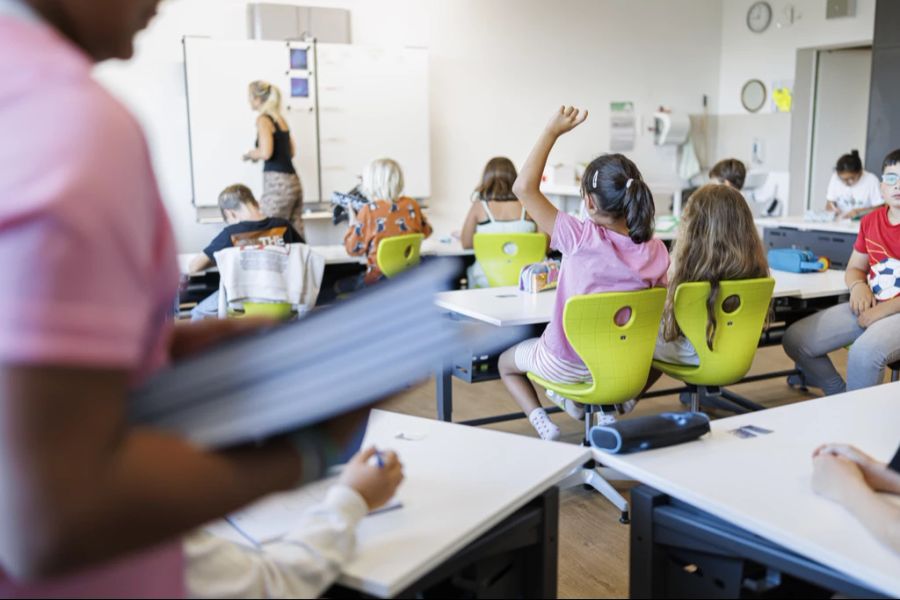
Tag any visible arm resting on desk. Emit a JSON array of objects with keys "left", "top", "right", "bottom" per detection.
[
  {"left": 189, "top": 253, "right": 213, "bottom": 274},
  {"left": 813, "top": 454, "right": 900, "bottom": 555}
]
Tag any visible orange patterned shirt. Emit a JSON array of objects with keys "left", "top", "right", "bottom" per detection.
[{"left": 344, "top": 196, "right": 432, "bottom": 283}]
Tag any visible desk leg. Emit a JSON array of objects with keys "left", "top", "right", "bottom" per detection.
[
  {"left": 523, "top": 487, "right": 559, "bottom": 598},
  {"left": 630, "top": 486, "right": 668, "bottom": 599},
  {"left": 436, "top": 361, "right": 453, "bottom": 422}
]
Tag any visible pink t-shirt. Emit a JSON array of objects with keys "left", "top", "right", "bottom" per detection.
[
  {"left": 0, "top": 16, "right": 183, "bottom": 598},
  {"left": 542, "top": 212, "right": 669, "bottom": 363}
]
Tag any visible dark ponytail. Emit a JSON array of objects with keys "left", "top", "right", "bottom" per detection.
[
  {"left": 581, "top": 153, "right": 655, "bottom": 243},
  {"left": 624, "top": 179, "right": 655, "bottom": 243},
  {"left": 836, "top": 150, "right": 863, "bottom": 174}
]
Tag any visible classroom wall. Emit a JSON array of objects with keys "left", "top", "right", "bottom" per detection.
[
  {"left": 95, "top": 0, "right": 725, "bottom": 252},
  {"left": 716, "top": 0, "right": 875, "bottom": 115}
]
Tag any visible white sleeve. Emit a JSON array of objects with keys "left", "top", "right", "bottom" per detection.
[
  {"left": 825, "top": 172, "right": 841, "bottom": 202},
  {"left": 185, "top": 485, "right": 369, "bottom": 599}
]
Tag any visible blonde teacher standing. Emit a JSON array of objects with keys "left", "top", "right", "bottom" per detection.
[{"left": 243, "top": 81, "right": 305, "bottom": 237}]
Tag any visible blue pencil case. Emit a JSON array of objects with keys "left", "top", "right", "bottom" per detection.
[{"left": 767, "top": 248, "right": 830, "bottom": 273}]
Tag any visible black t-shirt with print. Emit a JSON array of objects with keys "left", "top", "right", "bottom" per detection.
[{"left": 203, "top": 217, "right": 305, "bottom": 261}]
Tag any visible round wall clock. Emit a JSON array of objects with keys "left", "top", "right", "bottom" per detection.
[{"left": 747, "top": 1, "right": 773, "bottom": 33}]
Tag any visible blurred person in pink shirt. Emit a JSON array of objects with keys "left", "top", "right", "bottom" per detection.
[{"left": 0, "top": 1, "right": 352, "bottom": 596}]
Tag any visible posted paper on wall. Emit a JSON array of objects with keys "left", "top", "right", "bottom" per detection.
[{"left": 610, "top": 101, "right": 635, "bottom": 152}]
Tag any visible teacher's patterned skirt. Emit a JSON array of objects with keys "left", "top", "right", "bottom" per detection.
[{"left": 260, "top": 171, "right": 304, "bottom": 238}]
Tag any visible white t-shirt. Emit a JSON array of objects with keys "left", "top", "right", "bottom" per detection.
[{"left": 826, "top": 170, "right": 883, "bottom": 214}]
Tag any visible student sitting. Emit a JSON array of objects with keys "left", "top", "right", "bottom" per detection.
[
  {"left": 498, "top": 106, "right": 669, "bottom": 441},
  {"left": 812, "top": 443, "right": 900, "bottom": 555},
  {"left": 783, "top": 149, "right": 900, "bottom": 394},
  {"left": 190, "top": 184, "right": 305, "bottom": 320},
  {"left": 186, "top": 447, "right": 404, "bottom": 598},
  {"left": 460, "top": 157, "right": 540, "bottom": 288},
  {"left": 825, "top": 149, "right": 883, "bottom": 220},
  {"left": 654, "top": 184, "right": 769, "bottom": 367},
  {"left": 708, "top": 158, "right": 746, "bottom": 190},
  {"left": 344, "top": 159, "right": 432, "bottom": 285}
]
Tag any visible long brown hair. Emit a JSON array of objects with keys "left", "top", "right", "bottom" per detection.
[
  {"left": 663, "top": 184, "right": 769, "bottom": 344},
  {"left": 475, "top": 157, "right": 518, "bottom": 202}
]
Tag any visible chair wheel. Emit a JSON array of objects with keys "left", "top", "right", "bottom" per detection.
[{"left": 619, "top": 511, "right": 630, "bottom": 524}]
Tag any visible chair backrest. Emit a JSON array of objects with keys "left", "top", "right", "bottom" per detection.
[
  {"left": 671, "top": 277, "right": 775, "bottom": 385},
  {"left": 376, "top": 233, "right": 424, "bottom": 278},
  {"left": 473, "top": 232, "right": 547, "bottom": 287},
  {"left": 563, "top": 287, "right": 666, "bottom": 405},
  {"left": 215, "top": 243, "right": 325, "bottom": 318}
]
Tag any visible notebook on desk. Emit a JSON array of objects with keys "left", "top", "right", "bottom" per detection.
[{"left": 130, "top": 261, "right": 515, "bottom": 449}]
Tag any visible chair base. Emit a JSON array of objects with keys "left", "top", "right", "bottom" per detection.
[
  {"left": 558, "top": 464, "right": 630, "bottom": 524},
  {"left": 682, "top": 385, "right": 765, "bottom": 414},
  {"left": 560, "top": 404, "right": 632, "bottom": 524}
]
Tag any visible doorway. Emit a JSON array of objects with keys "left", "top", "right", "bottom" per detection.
[{"left": 807, "top": 47, "right": 872, "bottom": 211}]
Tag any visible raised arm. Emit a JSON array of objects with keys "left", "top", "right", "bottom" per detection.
[{"left": 511, "top": 106, "right": 588, "bottom": 234}]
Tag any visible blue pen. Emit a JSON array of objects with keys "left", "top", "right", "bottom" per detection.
[{"left": 374, "top": 450, "right": 385, "bottom": 469}]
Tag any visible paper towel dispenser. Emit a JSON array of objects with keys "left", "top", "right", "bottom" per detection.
[{"left": 652, "top": 111, "right": 690, "bottom": 146}]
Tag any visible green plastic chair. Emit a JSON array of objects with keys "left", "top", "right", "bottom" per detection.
[
  {"left": 243, "top": 301, "right": 293, "bottom": 320},
  {"left": 653, "top": 277, "right": 775, "bottom": 413},
  {"left": 527, "top": 287, "right": 666, "bottom": 522},
  {"left": 376, "top": 233, "right": 424, "bottom": 278},
  {"left": 473, "top": 232, "right": 546, "bottom": 287}
]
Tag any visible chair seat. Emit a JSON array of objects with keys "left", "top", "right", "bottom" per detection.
[
  {"left": 652, "top": 359, "right": 744, "bottom": 386},
  {"left": 527, "top": 372, "right": 597, "bottom": 402}
]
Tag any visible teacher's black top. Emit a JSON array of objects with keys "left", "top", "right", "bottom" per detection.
[{"left": 258, "top": 115, "right": 296, "bottom": 175}]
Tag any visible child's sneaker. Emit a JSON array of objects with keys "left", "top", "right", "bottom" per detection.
[
  {"left": 616, "top": 398, "right": 637, "bottom": 415},
  {"left": 545, "top": 389, "right": 586, "bottom": 421},
  {"left": 595, "top": 410, "right": 617, "bottom": 427},
  {"left": 528, "top": 408, "right": 561, "bottom": 441}
]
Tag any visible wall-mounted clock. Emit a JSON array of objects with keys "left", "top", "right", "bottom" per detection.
[{"left": 747, "top": 1, "right": 773, "bottom": 33}]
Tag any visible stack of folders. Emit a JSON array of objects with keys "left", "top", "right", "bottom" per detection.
[{"left": 130, "top": 261, "right": 516, "bottom": 449}]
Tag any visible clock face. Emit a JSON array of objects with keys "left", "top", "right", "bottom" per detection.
[{"left": 747, "top": 1, "right": 773, "bottom": 33}]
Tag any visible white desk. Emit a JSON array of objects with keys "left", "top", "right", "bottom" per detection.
[
  {"left": 596, "top": 385, "right": 900, "bottom": 597},
  {"left": 435, "top": 270, "right": 848, "bottom": 328},
  {"left": 330, "top": 410, "right": 591, "bottom": 596},
  {"left": 756, "top": 215, "right": 861, "bottom": 235},
  {"left": 178, "top": 238, "right": 473, "bottom": 274}
]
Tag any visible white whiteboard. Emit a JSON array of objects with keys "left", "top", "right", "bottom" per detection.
[
  {"left": 184, "top": 39, "right": 430, "bottom": 209},
  {"left": 316, "top": 44, "right": 430, "bottom": 199},
  {"left": 184, "top": 38, "right": 319, "bottom": 208}
]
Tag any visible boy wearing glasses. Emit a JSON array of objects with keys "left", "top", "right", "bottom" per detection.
[{"left": 783, "top": 149, "right": 900, "bottom": 394}]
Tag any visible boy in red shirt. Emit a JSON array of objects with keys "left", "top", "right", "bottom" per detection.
[{"left": 784, "top": 149, "right": 900, "bottom": 394}]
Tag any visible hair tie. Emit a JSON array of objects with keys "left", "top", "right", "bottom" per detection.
[
  {"left": 625, "top": 178, "right": 634, "bottom": 189},
  {"left": 592, "top": 170, "right": 599, "bottom": 189}
]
